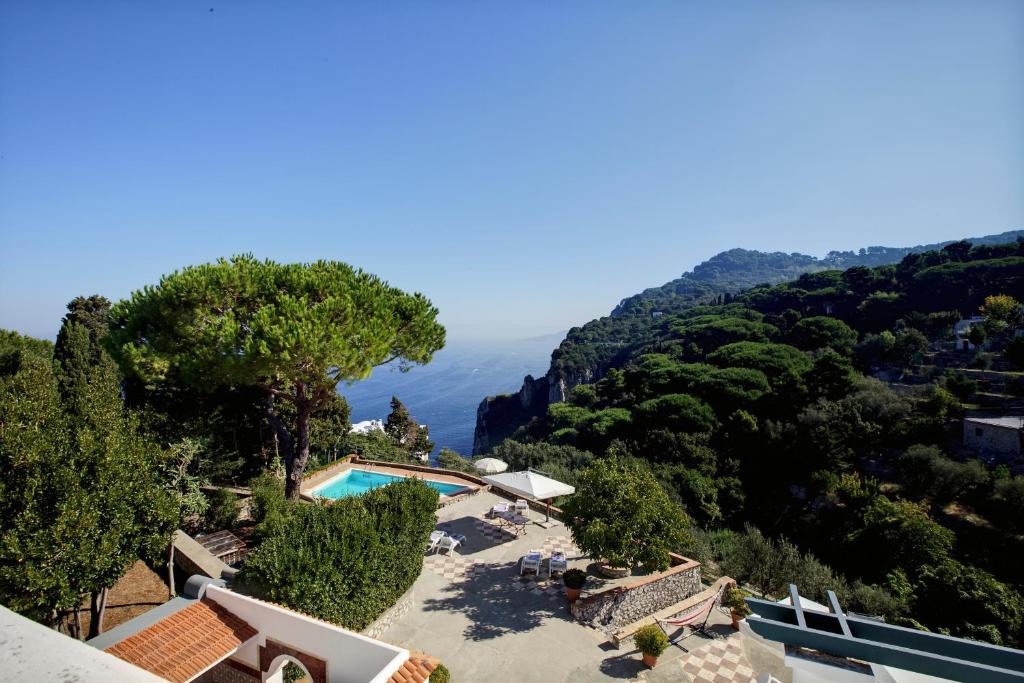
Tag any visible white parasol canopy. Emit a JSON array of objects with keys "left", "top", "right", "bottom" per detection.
[
  {"left": 482, "top": 470, "right": 575, "bottom": 521},
  {"left": 473, "top": 457, "right": 509, "bottom": 474}
]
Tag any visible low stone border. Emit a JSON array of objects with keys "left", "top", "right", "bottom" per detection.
[{"left": 362, "top": 583, "right": 416, "bottom": 639}]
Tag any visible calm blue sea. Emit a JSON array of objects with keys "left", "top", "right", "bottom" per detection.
[{"left": 336, "top": 335, "right": 561, "bottom": 458}]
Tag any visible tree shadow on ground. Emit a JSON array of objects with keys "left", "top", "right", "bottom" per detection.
[
  {"left": 597, "top": 643, "right": 648, "bottom": 679},
  {"left": 433, "top": 515, "right": 518, "bottom": 557},
  {"left": 420, "top": 558, "right": 575, "bottom": 641}
]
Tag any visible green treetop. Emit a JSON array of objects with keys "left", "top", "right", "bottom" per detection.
[{"left": 108, "top": 256, "right": 445, "bottom": 498}]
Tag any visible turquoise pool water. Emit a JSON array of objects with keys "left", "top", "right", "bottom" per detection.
[{"left": 313, "top": 469, "right": 467, "bottom": 499}]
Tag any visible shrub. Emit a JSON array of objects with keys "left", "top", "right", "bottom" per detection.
[
  {"left": 436, "top": 448, "right": 477, "bottom": 474},
  {"left": 249, "top": 471, "right": 293, "bottom": 541},
  {"left": 561, "top": 457, "right": 691, "bottom": 571},
  {"left": 563, "top": 568, "right": 586, "bottom": 589},
  {"left": 723, "top": 587, "right": 751, "bottom": 617},
  {"left": 239, "top": 478, "right": 438, "bottom": 630},
  {"left": 634, "top": 624, "right": 670, "bottom": 657},
  {"left": 205, "top": 488, "right": 239, "bottom": 530},
  {"left": 429, "top": 663, "right": 450, "bottom": 683}
]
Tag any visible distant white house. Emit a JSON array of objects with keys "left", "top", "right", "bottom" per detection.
[
  {"left": 963, "top": 416, "right": 1024, "bottom": 459},
  {"left": 350, "top": 419, "right": 385, "bottom": 435},
  {"left": 953, "top": 316, "right": 985, "bottom": 351}
]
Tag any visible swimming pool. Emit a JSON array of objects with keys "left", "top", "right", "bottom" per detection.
[{"left": 312, "top": 469, "right": 468, "bottom": 500}]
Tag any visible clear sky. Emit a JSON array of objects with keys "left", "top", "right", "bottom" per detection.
[{"left": 1, "top": 1, "right": 1022, "bottom": 341}]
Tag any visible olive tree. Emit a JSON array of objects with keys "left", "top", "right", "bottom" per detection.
[
  {"left": 109, "top": 256, "right": 445, "bottom": 498},
  {"left": 561, "top": 457, "right": 691, "bottom": 571}
]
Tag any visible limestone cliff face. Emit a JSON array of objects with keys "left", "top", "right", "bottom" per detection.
[{"left": 472, "top": 366, "right": 598, "bottom": 455}]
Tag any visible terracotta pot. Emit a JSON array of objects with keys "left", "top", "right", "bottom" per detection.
[
  {"left": 642, "top": 652, "right": 658, "bottom": 668},
  {"left": 730, "top": 608, "right": 742, "bottom": 630},
  {"left": 565, "top": 586, "right": 582, "bottom": 602},
  {"left": 596, "top": 563, "right": 631, "bottom": 579}
]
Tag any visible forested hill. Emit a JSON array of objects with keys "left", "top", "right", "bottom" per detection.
[
  {"left": 614, "top": 230, "right": 1024, "bottom": 316},
  {"left": 473, "top": 229, "right": 1023, "bottom": 454}
]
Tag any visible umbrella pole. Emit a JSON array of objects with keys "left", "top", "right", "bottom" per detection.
[{"left": 546, "top": 500, "right": 551, "bottom": 522}]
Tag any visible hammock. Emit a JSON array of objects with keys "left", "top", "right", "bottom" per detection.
[{"left": 656, "top": 584, "right": 726, "bottom": 650}]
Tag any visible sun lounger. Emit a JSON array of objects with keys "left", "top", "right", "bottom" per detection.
[
  {"left": 434, "top": 534, "right": 462, "bottom": 556},
  {"left": 427, "top": 530, "right": 446, "bottom": 553},
  {"left": 548, "top": 551, "right": 568, "bottom": 577},
  {"left": 520, "top": 549, "right": 543, "bottom": 575}
]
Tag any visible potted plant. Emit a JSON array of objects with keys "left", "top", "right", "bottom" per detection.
[
  {"left": 724, "top": 587, "right": 751, "bottom": 629},
  {"left": 634, "top": 624, "right": 669, "bottom": 668},
  {"left": 563, "top": 568, "right": 586, "bottom": 602}
]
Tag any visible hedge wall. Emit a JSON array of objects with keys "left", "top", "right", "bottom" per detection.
[{"left": 238, "top": 478, "right": 438, "bottom": 630}]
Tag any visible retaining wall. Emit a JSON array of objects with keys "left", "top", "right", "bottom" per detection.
[{"left": 571, "top": 554, "right": 702, "bottom": 633}]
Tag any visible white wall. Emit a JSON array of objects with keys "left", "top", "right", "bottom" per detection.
[{"left": 204, "top": 585, "right": 408, "bottom": 683}]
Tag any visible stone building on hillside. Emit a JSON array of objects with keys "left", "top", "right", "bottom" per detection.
[{"left": 963, "top": 416, "right": 1024, "bottom": 460}]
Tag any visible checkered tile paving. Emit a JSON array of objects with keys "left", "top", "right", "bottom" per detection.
[
  {"left": 422, "top": 554, "right": 483, "bottom": 583},
  {"left": 471, "top": 515, "right": 522, "bottom": 545},
  {"left": 540, "top": 535, "right": 579, "bottom": 557},
  {"left": 508, "top": 535, "right": 582, "bottom": 601},
  {"left": 678, "top": 633, "right": 755, "bottom": 683}
]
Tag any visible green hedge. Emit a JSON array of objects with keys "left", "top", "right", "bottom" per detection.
[{"left": 238, "top": 478, "right": 438, "bottom": 630}]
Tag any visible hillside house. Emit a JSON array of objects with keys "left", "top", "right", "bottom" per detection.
[
  {"left": 953, "top": 316, "right": 985, "bottom": 351},
  {"left": 963, "top": 416, "right": 1024, "bottom": 460}
]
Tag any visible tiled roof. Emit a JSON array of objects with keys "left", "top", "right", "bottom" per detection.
[
  {"left": 105, "top": 598, "right": 257, "bottom": 683},
  {"left": 389, "top": 651, "right": 438, "bottom": 683}
]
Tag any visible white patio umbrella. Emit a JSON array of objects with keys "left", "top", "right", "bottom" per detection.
[
  {"left": 482, "top": 470, "right": 575, "bottom": 522},
  {"left": 473, "top": 457, "right": 508, "bottom": 475}
]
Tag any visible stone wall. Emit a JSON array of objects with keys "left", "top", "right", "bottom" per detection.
[
  {"left": 195, "top": 660, "right": 259, "bottom": 683},
  {"left": 572, "top": 555, "right": 702, "bottom": 634}
]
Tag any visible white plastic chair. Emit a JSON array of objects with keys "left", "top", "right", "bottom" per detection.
[
  {"left": 520, "top": 549, "right": 543, "bottom": 575},
  {"left": 435, "top": 535, "right": 462, "bottom": 556},
  {"left": 427, "top": 530, "right": 446, "bottom": 553},
  {"left": 515, "top": 499, "right": 530, "bottom": 518},
  {"left": 490, "top": 503, "right": 510, "bottom": 518}
]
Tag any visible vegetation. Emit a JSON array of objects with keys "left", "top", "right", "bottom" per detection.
[
  {"left": 108, "top": 256, "right": 445, "bottom": 498},
  {"left": 0, "top": 304, "right": 177, "bottom": 639},
  {"left": 562, "top": 457, "right": 691, "bottom": 571},
  {"left": 496, "top": 238, "right": 1024, "bottom": 647},
  {"left": 563, "top": 568, "right": 587, "bottom": 590},
  {"left": 723, "top": 587, "right": 751, "bottom": 617},
  {"left": 429, "top": 663, "right": 450, "bottom": 683},
  {"left": 238, "top": 478, "right": 438, "bottom": 630},
  {"left": 634, "top": 623, "right": 670, "bottom": 658}
]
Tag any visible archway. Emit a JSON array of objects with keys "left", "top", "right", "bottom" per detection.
[{"left": 262, "top": 654, "right": 312, "bottom": 683}]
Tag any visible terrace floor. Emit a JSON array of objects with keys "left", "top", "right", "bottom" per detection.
[{"left": 377, "top": 491, "right": 790, "bottom": 682}]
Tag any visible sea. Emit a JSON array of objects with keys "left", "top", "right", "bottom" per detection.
[{"left": 336, "top": 334, "right": 563, "bottom": 459}]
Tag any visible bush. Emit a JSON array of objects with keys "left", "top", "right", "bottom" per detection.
[
  {"left": 563, "top": 568, "right": 586, "bottom": 589},
  {"left": 436, "top": 448, "right": 476, "bottom": 474},
  {"left": 239, "top": 478, "right": 438, "bottom": 630},
  {"left": 249, "top": 471, "right": 293, "bottom": 541},
  {"left": 429, "top": 663, "right": 450, "bottom": 683},
  {"left": 634, "top": 624, "right": 670, "bottom": 657},
  {"left": 205, "top": 488, "right": 239, "bottom": 530},
  {"left": 561, "top": 457, "right": 691, "bottom": 571},
  {"left": 723, "top": 587, "right": 751, "bottom": 617}
]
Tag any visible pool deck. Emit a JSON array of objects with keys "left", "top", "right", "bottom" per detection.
[{"left": 377, "top": 490, "right": 791, "bottom": 682}]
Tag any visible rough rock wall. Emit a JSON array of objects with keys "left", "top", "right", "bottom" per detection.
[{"left": 571, "top": 563, "right": 703, "bottom": 634}]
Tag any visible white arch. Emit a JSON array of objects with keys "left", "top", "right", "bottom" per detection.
[{"left": 262, "top": 653, "right": 312, "bottom": 683}]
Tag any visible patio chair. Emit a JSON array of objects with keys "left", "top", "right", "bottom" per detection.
[
  {"left": 520, "top": 549, "right": 543, "bottom": 576},
  {"left": 514, "top": 499, "right": 530, "bottom": 517},
  {"left": 489, "top": 503, "right": 510, "bottom": 518},
  {"left": 434, "top": 534, "right": 462, "bottom": 556},
  {"left": 548, "top": 551, "right": 568, "bottom": 577},
  {"left": 427, "top": 530, "right": 446, "bottom": 553}
]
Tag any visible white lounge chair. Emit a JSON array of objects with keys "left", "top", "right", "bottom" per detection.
[
  {"left": 549, "top": 551, "right": 568, "bottom": 577},
  {"left": 514, "top": 499, "right": 530, "bottom": 517},
  {"left": 435, "top": 534, "right": 462, "bottom": 556},
  {"left": 520, "top": 549, "right": 543, "bottom": 576},
  {"left": 427, "top": 530, "right": 446, "bottom": 553}
]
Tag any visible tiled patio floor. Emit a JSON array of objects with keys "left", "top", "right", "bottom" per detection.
[{"left": 378, "top": 490, "right": 790, "bottom": 682}]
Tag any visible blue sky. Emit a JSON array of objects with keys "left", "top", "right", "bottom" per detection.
[{"left": 1, "top": 1, "right": 1022, "bottom": 341}]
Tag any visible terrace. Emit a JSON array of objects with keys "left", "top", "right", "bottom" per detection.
[{"left": 374, "top": 489, "right": 790, "bottom": 682}]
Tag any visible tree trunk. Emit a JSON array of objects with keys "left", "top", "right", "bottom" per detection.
[
  {"left": 285, "top": 387, "right": 312, "bottom": 500},
  {"left": 71, "top": 606, "right": 82, "bottom": 640},
  {"left": 87, "top": 587, "right": 108, "bottom": 640}
]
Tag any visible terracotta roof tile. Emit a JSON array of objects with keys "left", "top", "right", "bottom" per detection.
[
  {"left": 389, "top": 651, "right": 439, "bottom": 683},
  {"left": 105, "top": 598, "right": 257, "bottom": 683}
]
